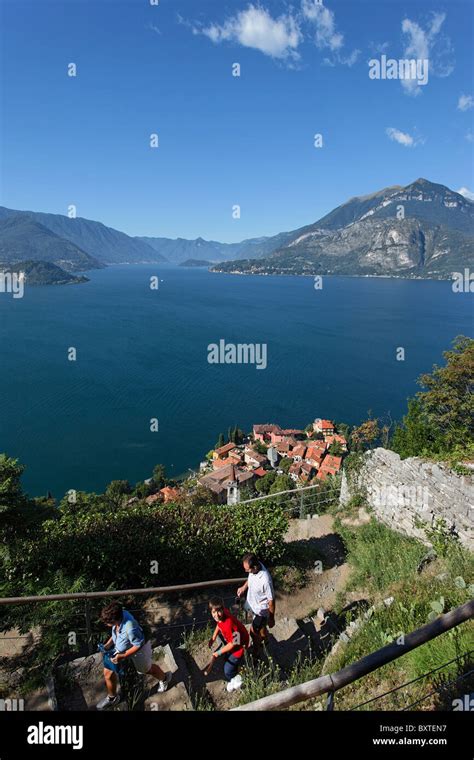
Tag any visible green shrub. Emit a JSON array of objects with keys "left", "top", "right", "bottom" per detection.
[{"left": 4, "top": 500, "right": 287, "bottom": 595}]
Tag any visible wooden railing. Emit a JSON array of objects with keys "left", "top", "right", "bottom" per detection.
[
  {"left": 0, "top": 577, "right": 245, "bottom": 606},
  {"left": 0, "top": 578, "right": 246, "bottom": 654},
  {"left": 231, "top": 599, "right": 474, "bottom": 711}
]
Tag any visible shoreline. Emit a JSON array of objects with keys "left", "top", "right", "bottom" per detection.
[{"left": 209, "top": 269, "right": 455, "bottom": 282}]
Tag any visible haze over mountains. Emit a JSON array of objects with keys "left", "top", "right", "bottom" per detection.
[
  {"left": 137, "top": 230, "right": 296, "bottom": 265},
  {"left": 0, "top": 179, "right": 472, "bottom": 281},
  {"left": 0, "top": 206, "right": 167, "bottom": 270},
  {"left": 0, "top": 215, "right": 102, "bottom": 273}
]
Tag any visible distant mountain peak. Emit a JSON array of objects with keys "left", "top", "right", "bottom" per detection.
[
  {"left": 347, "top": 184, "right": 402, "bottom": 203},
  {"left": 211, "top": 177, "right": 474, "bottom": 280}
]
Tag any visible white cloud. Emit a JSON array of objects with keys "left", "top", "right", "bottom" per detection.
[
  {"left": 302, "top": 0, "right": 343, "bottom": 51},
  {"left": 386, "top": 127, "right": 418, "bottom": 147},
  {"left": 371, "top": 41, "right": 390, "bottom": 54},
  {"left": 400, "top": 12, "right": 454, "bottom": 96},
  {"left": 192, "top": 2, "right": 358, "bottom": 67},
  {"left": 466, "top": 131, "right": 474, "bottom": 143},
  {"left": 148, "top": 23, "right": 161, "bottom": 36},
  {"left": 302, "top": 0, "right": 359, "bottom": 65},
  {"left": 196, "top": 5, "right": 302, "bottom": 61},
  {"left": 458, "top": 94, "right": 474, "bottom": 111},
  {"left": 457, "top": 187, "right": 474, "bottom": 201}
]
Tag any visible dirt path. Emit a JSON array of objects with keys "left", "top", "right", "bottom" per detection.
[
  {"left": 275, "top": 514, "right": 352, "bottom": 619},
  {"left": 275, "top": 563, "right": 351, "bottom": 620}
]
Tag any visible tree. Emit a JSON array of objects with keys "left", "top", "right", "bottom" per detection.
[
  {"left": 58, "top": 490, "right": 104, "bottom": 515},
  {"left": 104, "top": 480, "right": 132, "bottom": 511},
  {"left": 253, "top": 440, "right": 267, "bottom": 455},
  {"left": 278, "top": 457, "right": 292, "bottom": 473},
  {"left": 327, "top": 441, "right": 343, "bottom": 457},
  {"left": 255, "top": 471, "right": 277, "bottom": 495},
  {"left": 133, "top": 481, "right": 155, "bottom": 499},
  {"left": 417, "top": 336, "right": 474, "bottom": 449},
  {"left": 335, "top": 422, "right": 351, "bottom": 440},
  {"left": 391, "top": 336, "right": 474, "bottom": 458},
  {"left": 351, "top": 417, "right": 382, "bottom": 452},
  {"left": 0, "top": 455, "right": 48, "bottom": 538},
  {"left": 180, "top": 484, "right": 220, "bottom": 507},
  {"left": 233, "top": 427, "right": 245, "bottom": 445},
  {"left": 152, "top": 464, "right": 167, "bottom": 489},
  {"left": 0, "top": 454, "right": 26, "bottom": 517},
  {"left": 391, "top": 399, "right": 441, "bottom": 458},
  {"left": 270, "top": 475, "right": 294, "bottom": 494},
  {"left": 216, "top": 433, "right": 225, "bottom": 449},
  {"left": 239, "top": 484, "right": 256, "bottom": 501}
]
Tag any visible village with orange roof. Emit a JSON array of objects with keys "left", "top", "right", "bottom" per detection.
[{"left": 197, "top": 418, "right": 347, "bottom": 504}]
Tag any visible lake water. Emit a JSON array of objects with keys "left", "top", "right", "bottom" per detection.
[{"left": 0, "top": 265, "right": 472, "bottom": 498}]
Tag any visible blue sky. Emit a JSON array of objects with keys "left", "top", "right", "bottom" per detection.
[{"left": 1, "top": 0, "right": 473, "bottom": 241}]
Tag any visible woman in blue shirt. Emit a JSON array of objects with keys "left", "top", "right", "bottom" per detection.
[{"left": 97, "top": 601, "right": 171, "bottom": 710}]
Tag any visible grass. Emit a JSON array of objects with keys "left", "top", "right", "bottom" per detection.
[
  {"left": 191, "top": 686, "right": 214, "bottom": 711},
  {"left": 236, "top": 652, "right": 283, "bottom": 705},
  {"left": 321, "top": 513, "right": 474, "bottom": 710},
  {"left": 271, "top": 565, "right": 308, "bottom": 594},
  {"left": 336, "top": 517, "right": 428, "bottom": 594},
  {"left": 180, "top": 623, "right": 214, "bottom": 654},
  {"left": 286, "top": 649, "right": 323, "bottom": 688},
  {"left": 236, "top": 509, "right": 473, "bottom": 712},
  {"left": 236, "top": 647, "right": 324, "bottom": 708},
  {"left": 271, "top": 538, "right": 326, "bottom": 593}
]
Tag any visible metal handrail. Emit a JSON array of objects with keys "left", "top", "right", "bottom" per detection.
[
  {"left": 236, "top": 481, "right": 336, "bottom": 505},
  {"left": 232, "top": 599, "right": 474, "bottom": 711},
  {"left": 350, "top": 649, "right": 474, "bottom": 709}
]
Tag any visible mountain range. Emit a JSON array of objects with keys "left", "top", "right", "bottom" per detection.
[
  {"left": 0, "top": 206, "right": 167, "bottom": 271},
  {"left": 212, "top": 179, "right": 474, "bottom": 279},
  {"left": 137, "top": 230, "right": 296, "bottom": 265},
  {"left": 0, "top": 179, "right": 472, "bottom": 281}
]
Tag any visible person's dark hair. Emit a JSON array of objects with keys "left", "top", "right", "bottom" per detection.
[
  {"left": 242, "top": 553, "right": 261, "bottom": 571},
  {"left": 209, "top": 596, "right": 225, "bottom": 611},
  {"left": 100, "top": 601, "right": 124, "bottom": 625}
]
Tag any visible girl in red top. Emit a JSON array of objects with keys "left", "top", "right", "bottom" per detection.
[{"left": 207, "top": 597, "right": 249, "bottom": 691}]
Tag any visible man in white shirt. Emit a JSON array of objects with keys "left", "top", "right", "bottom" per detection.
[{"left": 237, "top": 553, "right": 276, "bottom": 658}]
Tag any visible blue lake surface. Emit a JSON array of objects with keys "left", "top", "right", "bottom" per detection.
[{"left": 0, "top": 264, "right": 472, "bottom": 498}]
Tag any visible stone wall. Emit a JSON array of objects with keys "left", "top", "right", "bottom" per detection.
[{"left": 340, "top": 448, "right": 473, "bottom": 551}]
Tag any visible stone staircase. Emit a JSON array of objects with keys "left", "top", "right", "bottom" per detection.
[
  {"left": 180, "top": 641, "right": 240, "bottom": 710},
  {"left": 143, "top": 645, "right": 192, "bottom": 711},
  {"left": 54, "top": 646, "right": 192, "bottom": 712},
  {"left": 51, "top": 614, "right": 324, "bottom": 711},
  {"left": 265, "top": 617, "right": 312, "bottom": 674}
]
